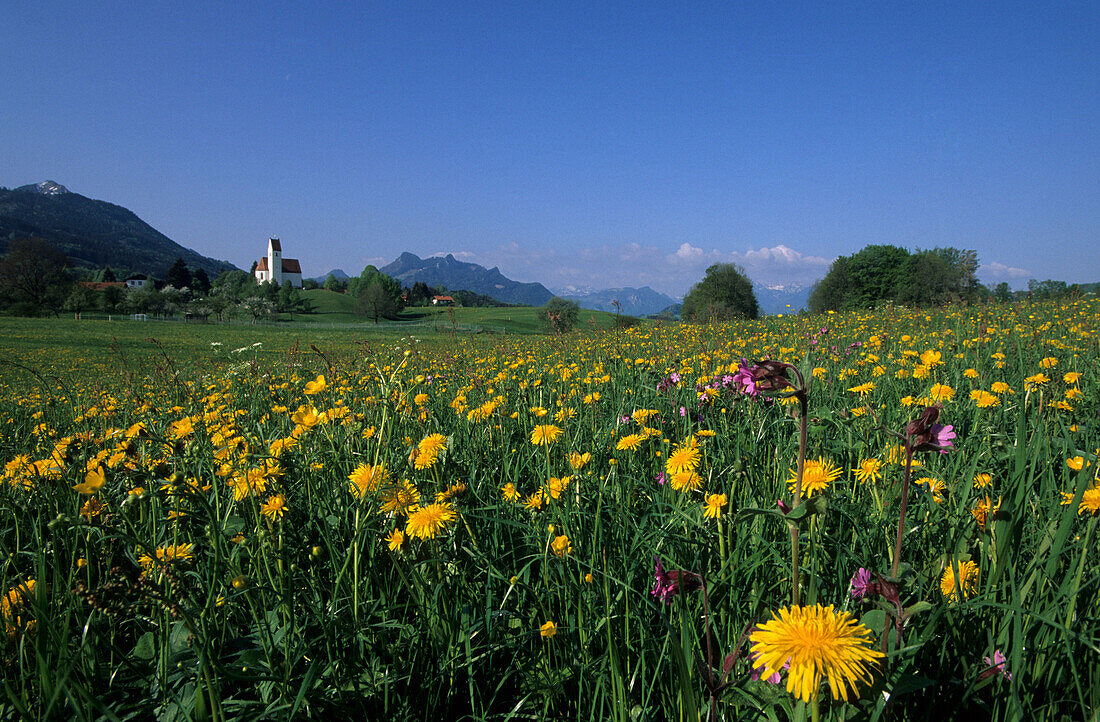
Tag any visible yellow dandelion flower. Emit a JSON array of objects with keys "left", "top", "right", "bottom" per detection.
[
  {"left": 1039, "top": 357, "right": 1058, "bottom": 369},
  {"left": 928, "top": 383, "right": 955, "bottom": 402},
  {"left": 260, "top": 493, "right": 288, "bottom": 521},
  {"left": 940, "top": 560, "right": 980, "bottom": 601},
  {"left": 1063, "top": 371, "right": 1082, "bottom": 384},
  {"left": 380, "top": 480, "right": 421, "bottom": 515},
  {"left": 973, "top": 473, "right": 993, "bottom": 489},
  {"left": 848, "top": 382, "right": 875, "bottom": 396},
  {"left": 568, "top": 451, "right": 592, "bottom": 470},
  {"left": 1024, "top": 373, "right": 1051, "bottom": 390},
  {"left": 749, "top": 604, "right": 884, "bottom": 703},
  {"left": 670, "top": 470, "right": 703, "bottom": 493},
  {"left": 386, "top": 528, "right": 405, "bottom": 552},
  {"left": 405, "top": 502, "right": 456, "bottom": 540},
  {"left": 666, "top": 444, "right": 701, "bottom": 475},
  {"left": 348, "top": 463, "right": 390, "bottom": 499},
  {"left": 530, "top": 425, "right": 563, "bottom": 446},
  {"left": 852, "top": 458, "right": 883, "bottom": 485},
  {"left": 501, "top": 482, "right": 519, "bottom": 502},
  {"left": 702, "top": 493, "right": 726, "bottom": 519},
  {"left": 970, "top": 496, "right": 1000, "bottom": 532},
  {"left": 788, "top": 457, "right": 841, "bottom": 496},
  {"left": 1079, "top": 487, "right": 1100, "bottom": 516},
  {"left": 616, "top": 433, "right": 644, "bottom": 452}
]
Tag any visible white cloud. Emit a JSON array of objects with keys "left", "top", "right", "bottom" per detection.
[
  {"left": 484, "top": 241, "right": 836, "bottom": 298},
  {"left": 979, "top": 261, "right": 1030, "bottom": 281}
]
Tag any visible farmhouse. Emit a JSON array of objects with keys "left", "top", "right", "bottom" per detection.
[
  {"left": 125, "top": 275, "right": 150, "bottom": 289},
  {"left": 431, "top": 295, "right": 455, "bottom": 306},
  {"left": 254, "top": 237, "right": 303, "bottom": 288}
]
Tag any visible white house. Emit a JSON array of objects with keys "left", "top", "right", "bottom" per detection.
[
  {"left": 254, "top": 238, "right": 303, "bottom": 288},
  {"left": 125, "top": 275, "right": 150, "bottom": 289}
]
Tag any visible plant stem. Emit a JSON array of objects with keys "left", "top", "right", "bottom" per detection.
[
  {"left": 792, "top": 391, "right": 808, "bottom": 606},
  {"left": 891, "top": 443, "right": 914, "bottom": 579}
]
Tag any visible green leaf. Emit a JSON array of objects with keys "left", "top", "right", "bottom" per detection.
[{"left": 132, "top": 631, "right": 155, "bottom": 660}]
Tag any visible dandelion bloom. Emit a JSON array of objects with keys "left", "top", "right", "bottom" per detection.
[
  {"left": 970, "top": 496, "right": 1000, "bottom": 532},
  {"left": 348, "top": 463, "right": 390, "bottom": 499},
  {"left": 669, "top": 470, "right": 703, "bottom": 493},
  {"left": 788, "top": 457, "right": 841, "bottom": 496},
  {"left": 1063, "top": 371, "right": 1082, "bottom": 384},
  {"left": 551, "top": 534, "right": 572, "bottom": 558},
  {"left": 1039, "top": 357, "right": 1058, "bottom": 369},
  {"left": 973, "top": 473, "right": 993, "bottom": 489},
  {"left": 749, "top": 604, "right": 884, "bottom": 703},
  {"left": 972, "top": 390, "right": 1000, "bottom": 408},
  {"left": 385, "top": 528, "right": 405, "bottom": 552},
  {"left": 940, "top": 560, "right": 980, "bottom": 601},
  {"left": 260, "top": 493, "right": 288, "bottom": 520},
  {"left": 500, "top": 482, "right": 519, "bottom": 502},
  {"left": 139, "top": 543, "right": 196, "bottom": 569},
  {"left": 702, "top": 493, "right": 726, "bottom": 519},
  {"left": 1024, "top": 373, "right": 1051, "bottom": 390},
  {"left": 665, "top": 444, "right": 701, "bottom": 475},
  {"left": 848, "top": 382, "right": 875, "bottom": 396},
  {"left": 616, "top": 433, "right": 644, "bottom": 452},
  {"left": 1078, "top": 486, "right": 1100, "bottom": 516},
  {"left": 2, "top": 579, "right": 37, "bottom": 637},
  {"left": 929, "top": 383, "right": 955, "bottom": 402},
  {"left": 990, "top": 381, "right": 1014, "bottom": 394},
  {"left": 530, "top": 425, "right": 563, "bottom": 446},
  {"left": 568, "top": 451, "right": 592, "bottom": 470},
  {"left": 405, "top": 502, "right": 456, "bottom": 540},
  {"left": 380, "top": 480, "right": 421, "bottom": 515},
  {"left": 540, "top": 621, "right": 557, "bottom": 639},
  {"left": 852, "top": 459, "right": 883, "bottom": 485}
]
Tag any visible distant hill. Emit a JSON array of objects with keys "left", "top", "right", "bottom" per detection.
[
  {"left": 557, "top": 286, "right": 678, "bottom": 316},
  {"left": 313, "top": 268, "right": 350, "bottom": 283},
  {"left": 381, "top": 252, "right": 554, "bottom": 306},
  {"left": 0, "top": 181, "right": 237, "bottom": 277}
]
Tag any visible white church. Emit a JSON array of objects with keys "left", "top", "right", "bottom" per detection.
[{"left": 254, "top": 238, "right": 303, "bottom": 288}]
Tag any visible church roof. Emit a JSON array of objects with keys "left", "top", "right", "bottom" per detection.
[
  {"left": 269, "top": 237, "right": 282, "bottom": 252},
  {"left": 256, "top": 257, "right": 302, "bottom": 274}
]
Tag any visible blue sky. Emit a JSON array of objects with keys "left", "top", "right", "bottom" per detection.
[{"left": 3, "top": 2, "right": 1097, "bottom": 297}]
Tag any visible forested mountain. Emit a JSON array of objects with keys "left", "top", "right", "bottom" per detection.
[
  {"left": 0, "top": 181, "right": 236, "bottom": 277},
  {"left": 380, "top": 252, "right": 553, "bottom": 306}
]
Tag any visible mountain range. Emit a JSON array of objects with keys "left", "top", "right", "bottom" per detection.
[
  {"left": 555, "top": 286, "right": 678, "bottom": 316},
  {"left": 380, "top": 252, "right": 554, "bottom": 306},
  {"left": 0, "top": 181, "right": 236, "bottom": 277}
]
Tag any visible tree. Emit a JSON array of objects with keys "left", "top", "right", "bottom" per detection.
[
  {"left": 681, "top": 263, "right": 758, "bottom": 321},
  {"left": 895, "top": 251, "right": 956, "bottom": 306},
  {"left": 541, "top": 297, "right": 580, "bottom": 333},
  {"left": 302, "top": 278, "right": 319, "bottom": 290},
  {"left": 63, "top": 284, "right": 98, "bottom": 316},
  {"left": 101, "top": 266, "right": 117, "bottom": 283},
  {"left": 992, "top": 282, "right": 1013, "bottom": 303},
  {"left": 357, "top": 281, "right": 399, "bottom": 323},
  {"left": 165, "top": 258, "right": 192, "bottom": 289},
  {"left": 191, "top": 268, "right": 211, "bottom": 295},
  {"left": 101, "top": 284, "right": 125, "bottom": 313},
  {"left": 324, "top": 273, "right": 344, "bottom": 292},
  {"left": 0, "top": 237, "right": 72, "bottom": 316}
]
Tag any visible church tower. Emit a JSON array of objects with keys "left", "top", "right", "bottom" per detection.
[{"left": 268, "top": 238, "right": 283, "bottom": 285}]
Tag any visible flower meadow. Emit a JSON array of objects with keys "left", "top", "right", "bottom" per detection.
[{"left": 1, "top": 300, "right": 1098, "bottom": 721}]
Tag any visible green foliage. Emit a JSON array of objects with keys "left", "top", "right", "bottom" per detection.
[
  {"left": 541, "top": 296, "right": 580, "bottom": 332},
  {"left": 164, "top": 257, "right": 192, "bottom": 289},
  {"left": 681, "top": 263, "right": 758, "bottom": 321},
  {"left": 809, "top": 245, "right": 982, "bottom": 312},
  {"left": 0, "top": 237, "right": 73, "bottom": 316}
]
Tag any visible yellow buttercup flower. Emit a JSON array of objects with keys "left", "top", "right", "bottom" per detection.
[
  {"left": 702, "top": 493, "right": 726, "bottom": 519},
  {"left": 551, "top": 534, "right": 572, "bottom": 558},
  {"left": 303, "top": 374, "right": 326, "bottom": 395}
]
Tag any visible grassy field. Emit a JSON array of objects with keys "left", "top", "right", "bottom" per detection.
[{"left": 1, "top": 300, "right": 1097, "bottom": 720}]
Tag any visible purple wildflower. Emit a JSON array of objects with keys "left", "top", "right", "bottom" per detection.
[
  {"left": 931, "top": 424, "right": 956, "bottom": 453},
  {"left": 650, "top": 556, "right": 701, "bottom": 606},
  {"left": 850, "top": 568, "right": 873, "bottom": 599},
  {"left": 979, "top": 650, "right": 1012, "bottom": 681}
]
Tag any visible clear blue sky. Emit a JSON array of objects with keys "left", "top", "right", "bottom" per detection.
[{"left": 3, "top": 2, "right": 1097, "bottom": 296}]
